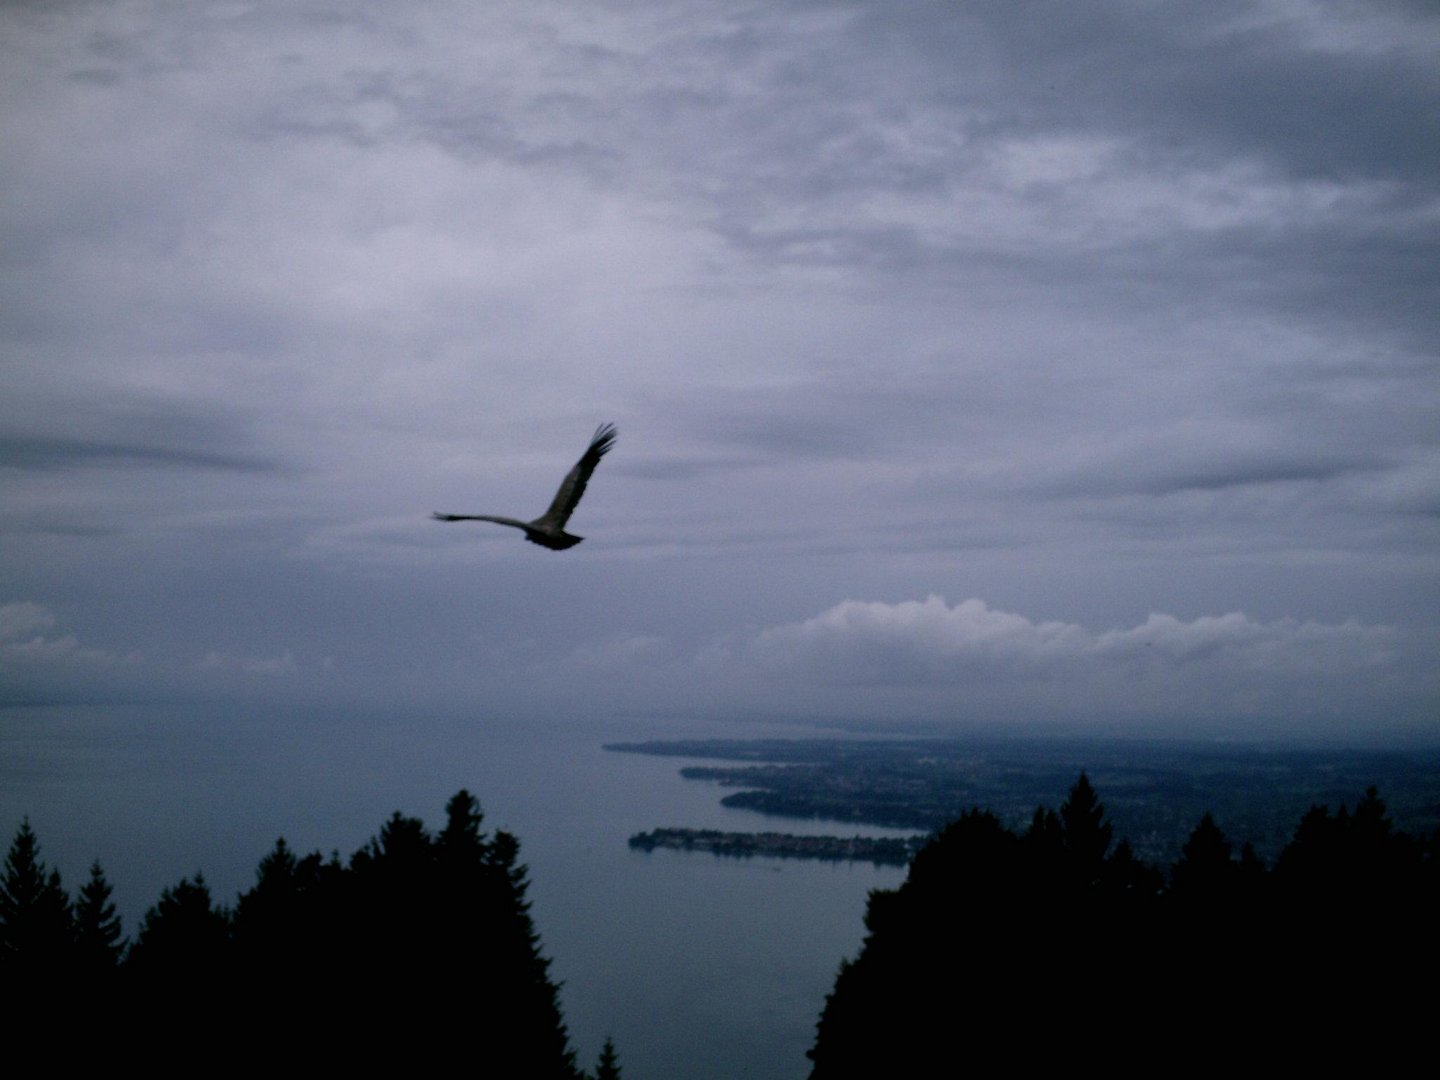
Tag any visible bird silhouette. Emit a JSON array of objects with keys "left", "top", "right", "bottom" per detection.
[{"left": 432, "top": 423, "right": 617, "bottom": 550}]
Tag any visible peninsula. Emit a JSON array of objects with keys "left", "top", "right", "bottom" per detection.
[{"left": 628, "top": 827, "right": 925, "bottom": 866}]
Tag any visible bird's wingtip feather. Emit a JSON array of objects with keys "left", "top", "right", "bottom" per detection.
[{"left": 592, "top": 422, "right": 618, "bottom": 453}]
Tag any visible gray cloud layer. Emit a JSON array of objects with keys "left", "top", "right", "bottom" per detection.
[{"left": 2, "top": 1, "right": 1436, "bottom": 739}]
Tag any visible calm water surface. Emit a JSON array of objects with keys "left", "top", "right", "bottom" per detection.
[{"left": 0, "top": 704, "right": 908, "bottom": 1079}]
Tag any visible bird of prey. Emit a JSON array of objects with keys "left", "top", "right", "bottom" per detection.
[{"left": 432, "top": 423, "right": 617, "bottom": 550}]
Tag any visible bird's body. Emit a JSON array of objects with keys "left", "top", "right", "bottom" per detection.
[{"left": 432, "top": 423, "right": 616, "bottom": 550}]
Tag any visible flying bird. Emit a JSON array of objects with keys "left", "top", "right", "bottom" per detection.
[{"left": 432, "top": 423, "right": 617, "bottom": 550}]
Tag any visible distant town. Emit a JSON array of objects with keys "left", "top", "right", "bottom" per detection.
[{"left": 611, "top": 736, "right": 1440, "bottom": 865}]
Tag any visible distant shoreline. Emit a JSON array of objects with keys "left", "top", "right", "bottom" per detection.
[
  {"left": 606, "top": 736, "right": 1440, "bottom": 864},
  {"left": 628, "top": 827, "right": 926, "bottom": 866}
]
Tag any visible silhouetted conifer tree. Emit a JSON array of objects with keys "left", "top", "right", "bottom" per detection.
[
  {"left": 127, "top": 874, "right": 231, "bottom": 978},
  {"left": 310, "top": 792, "right": 581, "bottom": 1076},
  {"left": 1276, "top": 803, "right": 1339, "bottom": 884},
  {"left": 1171, "top": 812, "right": 1236, "bottom": 895},
  {"left": 0, "top": 819, "right": 72, "bottom": 971},
  {"left": 249, "top": 836, "right": 298, "bottom": 894},
  {"left": 811, "top": 808, "right": 1035, "bottom": 1078},
  {"left": 234, "top": 837, "right": 347, "bottom": 984},
  {"left": 594, "top": 1036, "right": 622, "bottom": 1080},
  {"left": 1274, "top": 789, "right": 1421, "bottom": 902},
  {"left": 72, "top": 861, "right": 124, "bottom": 971},
  {"left": 1058, "top": 772, "right": 1112, "bottom": 885},
  {"left": 235, "top": 837, "right": 299, "bottom": 938},
  {"left": 438, "top": 791, "right": 578, "bottom": 1078}
]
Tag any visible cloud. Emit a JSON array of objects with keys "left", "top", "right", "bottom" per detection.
[
  {"left": 0, "top": 2, "right": 1435, "bottom": 740},
  {"left": 748, "top": 595, "right": 1395, "bottom": 681},
  {"left": 0, "top": 595, "right": 335, "bottom": 711},
  {"left": 0, "top": 381, "right": 279, "bottom": 477},
  {"left": 0, "top": 601, "right": 132, "bottom": 688},
  {"left": 0, "top": 599, "right": 315, "bottom": 706},
  {"left": 0, "top": 434, "right": 276, "bottom": 473},
  {"left": 531, "top": 592, "right": 1417, "bottom": 736},
  {"left": 679, "top": 595, "right": 1412, "bottom": 732}
]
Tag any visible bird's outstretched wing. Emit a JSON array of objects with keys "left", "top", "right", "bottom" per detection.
[
  {"left": 431, "top": 513, "right": 531, "bottom": 531},
  {"left": 535, "top": 422, "right": 617, "bottom": 529}
]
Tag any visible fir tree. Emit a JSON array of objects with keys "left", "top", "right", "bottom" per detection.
[
  {"left": 0, "top": 819, "right": 72, "bottom": 970},
  {"left": 1170, "top": 812, "right": 1236, "bottom": 895},
  {"left": 234, "top": 837, "right": 343, "bottom": 975},
  {"left": 341, "top": 792, "right": 580, "bottom": 1076},
  {"left": 594, "top": 1036, "right": 622, "bottom": 1080},
  {"left": 72, "top": 861, "right": 124, "bottom": 970},
  {"left": 471, "top": 813, "right": 578, "bottom": 1078},
  {"left": 1058, "top": 771, "right": 1112, "bottom": 884},
  {"left": 127, "top": 873, "right": 231, "bottom": 977}
]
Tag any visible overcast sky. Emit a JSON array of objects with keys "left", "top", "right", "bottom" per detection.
[{"left": 3, "top": 0, "right": 1437, "bottom": 741}]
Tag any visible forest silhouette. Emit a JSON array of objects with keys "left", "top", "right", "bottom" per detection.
[
  {"left": 5, "top": 779, "right": 1435, "bottom": 1075},
  {"left": 808, "top": 775, "right": 1439, "bottom": 1076},
  {"left": 0, "top": 791, "right": 614, "bottom": 1077}
]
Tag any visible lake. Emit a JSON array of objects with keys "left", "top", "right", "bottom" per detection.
[{"left": 0, "top": 703, "right": 910, "bottom": 1079}]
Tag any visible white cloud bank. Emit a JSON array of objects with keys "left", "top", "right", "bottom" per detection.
[
  {"left": 550, "top": 595, "right": 1419, "bottom": 738},
  {"left": 1, "top": 593, "right": 1428, "bottom": 741},
  {"left": 731, "top": 595, "right": 1413, "bottom": 733},
  {"left": 750, "top": 595, "right": 1395, "bottom": 682}
]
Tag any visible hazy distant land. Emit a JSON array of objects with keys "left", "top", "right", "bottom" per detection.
[{"left": 610, "top": 737, "right": 1440, "bottom": 864}]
